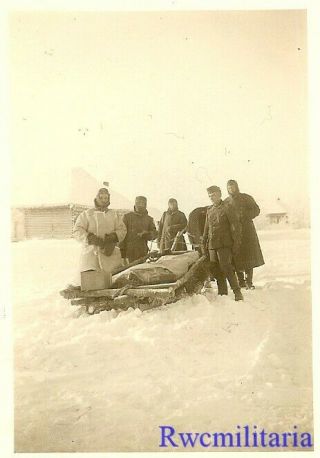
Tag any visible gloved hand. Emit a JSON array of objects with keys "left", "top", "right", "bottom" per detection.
[
  {"left": 101, "top": 232, "right": 118, "bottom": 256},
  {"left": 87, "top": 232, "right": 95, "bottom": 245},
  {"left": 87, "top": 232, "right": 104, "bottom": 247},
  {"left": 137, "top": 231, "right": 149, "bottom": 240},
  {"left": 104, "top": 232, "right": 118, "bottom": 243}
]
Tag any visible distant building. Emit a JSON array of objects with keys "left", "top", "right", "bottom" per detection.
[
  {"left": 265, "top": 198, "right": 289, "bottom": 225},
  {"left": 11, "top": 204, "right": 130, "bottom": 241},
  {"left": 11, "top": 204, "right": 88, "bottom": 241}
]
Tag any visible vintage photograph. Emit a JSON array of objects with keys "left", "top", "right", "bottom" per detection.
[{"left": 9, "top": 6, "right": 313, "bottom": 453}]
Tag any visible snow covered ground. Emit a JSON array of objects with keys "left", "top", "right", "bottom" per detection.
[{"left": 12, "top": 229, "right": 313, "bottom": 452}]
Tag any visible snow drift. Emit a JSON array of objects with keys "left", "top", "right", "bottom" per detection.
[{"left": 12, "top": 229, "right": 313, "bottom": 452}]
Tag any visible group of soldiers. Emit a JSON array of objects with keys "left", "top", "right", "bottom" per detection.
[{"left": 73, "top": 179, "right": 264, "bottom": 301}]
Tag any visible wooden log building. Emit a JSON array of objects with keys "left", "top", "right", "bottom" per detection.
[{"left": 12, "top": 204, "right": 89, "bottom": 241}]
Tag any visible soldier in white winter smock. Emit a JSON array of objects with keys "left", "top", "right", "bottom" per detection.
[{"left": 73, "top": 188, "right": 127, "bottom": 282}]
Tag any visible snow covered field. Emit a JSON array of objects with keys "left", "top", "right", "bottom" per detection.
[{"left": 12, "top": 229, "right": 313, "bottom": 452}]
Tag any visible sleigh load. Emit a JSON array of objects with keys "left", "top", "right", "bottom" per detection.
[{"left": 60, "top": 250, "right": 211, "bottom": 315}]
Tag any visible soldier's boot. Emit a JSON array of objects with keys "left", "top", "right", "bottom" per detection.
[
  {"left": 217, "top": 276, "right": 228, "bottom": 296},
  {"left": 245, "top": 269, "right": 255, "bottom": 290},
  {"left": 236, "top": 271, "right": 246, "bottom": 288},
  {"left": 227, "top": 271, "right": 244, "bottom": 301},
  {"left": 211, "top": 263, "right": 228, "bottom": 296},
  {"left": 234, "top": 289, "right": 244, "bottom": 301}
]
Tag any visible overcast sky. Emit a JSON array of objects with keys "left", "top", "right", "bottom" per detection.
[{"left": 10, "top": 10, "right": 307, "bottom": 214}]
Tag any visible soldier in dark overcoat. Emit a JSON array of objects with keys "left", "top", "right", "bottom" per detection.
[
  {"left": 158, "top": 198, "right": 188, "bottom": 252},
  {"left": 224, "top": 179, "right": 265, "bottom": 289},
  {"left": 120, "top": 196, "right": 157, "bottom": 263}
]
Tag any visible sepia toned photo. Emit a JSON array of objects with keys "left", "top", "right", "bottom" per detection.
[{"left": 7, "top": 4, "right": 315, "bottom": 453}]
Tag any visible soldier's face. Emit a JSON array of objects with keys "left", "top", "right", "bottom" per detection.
[
  {"left": 168, "top": 201, "right": 178, "bottom": 211},
  {"left": 135, "top": 201, "right": 147, "bottom": 213},
  {"left": 97, "top": 190, "right": 110, "bottom": 206},
  {"left": 227, "top": 183, "right": 237, "bottom": 195},
  {"left": 208, "top": 191, "right": 221, "bottom": 204}
]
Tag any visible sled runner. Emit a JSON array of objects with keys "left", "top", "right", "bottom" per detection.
[{"left": 60, "top": 250, "right": 211, "bottom": 315}]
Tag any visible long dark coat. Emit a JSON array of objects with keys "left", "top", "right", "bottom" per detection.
[
  {"left": 120, "top": 209, "right": 157, "bottom": 262},
  {"left": 158, "top": 210, "right": 188, "bottom": 251},
  {"left": 187, "top": 206, "right": 209, "bottom": 248},
  {"left": 224, "top": 191, "right": 264, "bottom": 271}
]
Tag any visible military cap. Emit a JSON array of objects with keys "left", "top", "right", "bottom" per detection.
[{"left": 207, "top": 185, "right": 221, "bottom": 193}]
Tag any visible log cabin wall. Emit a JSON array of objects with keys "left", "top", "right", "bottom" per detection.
[{"left": 24, "top": 206, "right": 73, "bottom": 239}]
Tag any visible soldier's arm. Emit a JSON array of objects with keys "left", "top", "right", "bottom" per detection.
[
  {"left": 73, "top": 211, "right": 90, "bottom": 243},
  {"left": 202, "top": 212, "right": 209, "bottom": 245},
  {"left": 227, "top": 205, "right": 242, "bottom": 248},
  {"left": 114, "top": 212, "right": 127, "bottom": 244},
  {"left": 157, "top": 213, "right": 165, "bottom": 245},
  {"left": 245, "top": 195, "right": 260, "bottom": 219},
  {"left": 119, "top": 214, "right": 128, "bottom": 258},
  {"left": 139, "top": 217, "right": 158, "bottom": 241},
  {"left": 148, "top": 218, "right": 158, "bottom": 240}
]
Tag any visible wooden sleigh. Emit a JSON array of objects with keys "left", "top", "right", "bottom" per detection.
[{"left": 60, "top": 250, "right": 211, "bottom": 315}]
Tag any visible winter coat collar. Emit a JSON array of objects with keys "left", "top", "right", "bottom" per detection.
[
  {"left": 211, "top": 199, "right": 223, "bottom": 208},
  {"left": 133, "top": 206, "right": 148, "bottom": 216},
  {"left": 167, "top": 208, "right": 179, "bottom": 215}
]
